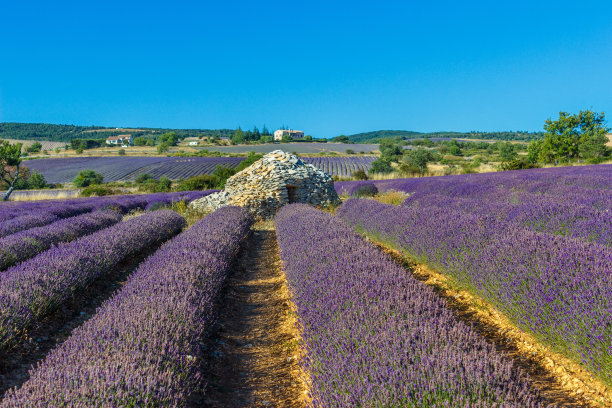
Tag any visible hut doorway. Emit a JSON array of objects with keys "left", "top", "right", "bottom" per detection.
[{"left": 286, "top": 185, "right": 298, "bottom": 203}]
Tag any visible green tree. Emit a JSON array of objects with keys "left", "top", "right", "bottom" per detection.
[
  {"left": 231, "top": 127, "right": 245, "bottom": 144},
  {"left": 533, "top": 110, "right": 610, "bottom": 163},
  {"left": 403, "top": 147, "right": 435, "bottom": 176},
  {"left": 118, "top": 148, "right": 126, "bottom": 156},
  {"left": 133, "top": 137, "right": 147, "bottom": 146},
  {"left": 0, "top": 140, "right": 24, "bottom": 200},
  {"left": 26, "top": 142, "right": 42, "bottom": 153},
  {"left": 27, "top": 171, "right": 48, "bottom": 189},
  {"left": 304, "top": 135, "right": 313, "bottom": 141},
  {"left": 378, "top": 139, "right": 404, "bottom": 162},
  {"left": 73, "top": 170, "right": 103, "bottom": 187},
  {"left": 146, "top": 138, "right": 155, "bottom": 147},
  {"left": 369, "top": 157, "right": 393, "bottom": 174},
  {"left": 333, "top": 135, "right": 350, "bottom": 143},
  {"left": 157, "top": 142, "right": 169, "bottom": 154},
  {"left": 158, "top": 132, "right": 179, "bottom": 146},
  {"left": 499, "top": 142, "right": 517, "bottom": 162}
]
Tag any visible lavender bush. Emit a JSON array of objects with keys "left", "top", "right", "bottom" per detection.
[
  {"left": 0, "top": 210, "right": 122, "bottom": 270},
  {"left": 275, "top": 204, "right": 543, "bottom": 407},
  {"left": 0, "top": 210, "right": 186, "bottom": 350},
  {"left": 0, "top": 212, "right": 59, "bottom": 237},
  {"left": 1, "top": 206, "right": 252, "bottom": 407},
  {"left": 337, "top": 198, "right": 612, "bottom": 386}
]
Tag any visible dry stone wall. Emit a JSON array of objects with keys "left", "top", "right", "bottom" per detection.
[{"left": 190, "top": 150, "right": 340, "bottom": 218}]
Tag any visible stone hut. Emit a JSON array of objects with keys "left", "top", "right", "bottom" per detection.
[{"left": 189, "top": 150, "right": 340, "bottom": 218}]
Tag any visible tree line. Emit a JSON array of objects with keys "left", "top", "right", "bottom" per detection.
[{"left": 0, "top": 123, "right": 235, "bottom": 143}]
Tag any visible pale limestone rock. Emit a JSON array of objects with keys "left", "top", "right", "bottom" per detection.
[{"left": 189, "top": 150, "right": 340, "bottom": 218}]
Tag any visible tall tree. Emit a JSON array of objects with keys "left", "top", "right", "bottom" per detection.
[
  {"left": 0, "top": 140, "right": 24, "bottom": 201},
  {"left": 231, "top": 127, "right": 245, "bottom": 144},
  {"left": 499, "top": 142, "right": 517, "bottom": 162},
  {"left": 533, "top": 110, "right": 610, "bottom": 163}
]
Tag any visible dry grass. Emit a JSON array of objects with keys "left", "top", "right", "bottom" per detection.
[
  {"left": 370, "top": 190, "right": 409, "bottom": 206},
  {"left": 5, "top": 189, "right": 80, "bottom": 201}
]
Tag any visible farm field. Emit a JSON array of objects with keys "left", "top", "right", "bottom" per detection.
[
  {"left": 0, "top": 165, "right": 609, "bottom": 406},
  {"left": 336, "top": 164, "right": 612, "bottom": 405},
  {"left": 0, "top": 139, "right": 66, "bottom": 152},
  {"left": 24, "top": 155, "right": 376, "bottom": 183}
]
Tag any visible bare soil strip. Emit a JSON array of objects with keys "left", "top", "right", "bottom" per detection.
[
  {"left": 202, "top": 222, "right": 306, "bottom": 408},
  {"left": 0, "top": 242, "right": 166, "bottom": 398},
  {"left": 367, "top": 237, "right": 611, "bottom": 408}
]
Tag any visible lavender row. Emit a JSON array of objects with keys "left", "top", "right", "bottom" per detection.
[
  {"left": 0, "top": 191, "right": 211, "bottom": 237},
  {"left": 404, "top": 191, "right": 612, "bottom": 246},
  {"left": 334, "top": 164, "right": 612, "bottom": 210},
  {"left": 0, "top": 210, "right": 123, "bottom": 271},
  {"left": 337, "top": 198, "right": 612, "bottom": 386},
  {"left": 1, "top": 206, "right": 252, "bottom": 407},
  {"left": 275, "top": 204, "right": 543, "bottom": 407},
  {"left": 0, "top": 203, "right": 97, "bottom": 237},
  {"left": 0, "top": 210, "right": 186, "bottom": 350}
]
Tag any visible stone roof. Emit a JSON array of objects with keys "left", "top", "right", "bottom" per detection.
[{"left": 190, "top": 150, "right": 340, "bottom": 218}]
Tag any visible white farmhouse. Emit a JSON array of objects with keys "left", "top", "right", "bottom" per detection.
[
  {"left": 106, "top": 134, "right": 133, "bottom": 146},
  {"left": 274, "top": 129, "right": 305, "bottom": 141}
]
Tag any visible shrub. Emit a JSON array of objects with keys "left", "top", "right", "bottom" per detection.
[
  {"left": 353, "top": 169, "right": 368, "bottom": 180},
  {"left": 176, "top": 174, "right": 217, "bottom": 191},
  {"left": 500, "top": 159, "right": 540, "bottom": 171},
  {"left": 118, "top": 148, "right": 126, "bottom": 156},
  {"left": 352, "top": 183, "right": 378, "bottom": 197},
  {"left": 135, "top": 173, "right": 154, "bottom": 184},
  {"left": 73, "top": 170, "right": 103, "bottom": 187},
  {"left": 80, "top": 185, "right": 117, "bottom": 197},
  {"left": 158, "top": 176, "right": 172, "bottom": 192},
  {"left": 145, "top": 201, "right": 168, "bottom": 212}
]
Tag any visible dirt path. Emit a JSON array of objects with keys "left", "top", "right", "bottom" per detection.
[{"left": 203, "top": 222, "right": 306, "bottom": 408}]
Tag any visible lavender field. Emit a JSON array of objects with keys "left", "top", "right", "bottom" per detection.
[
  {"left": 0, "top": 165, "right": 609, "bottom": 406},
  {"left": 24, "top": 155, "right": 375, "bottom": 183},
  {"left": 276, "top": 204, "right": 544, "bottom": 407},
  {"left": 336, "top": 165, "right": 612, "bottom": 394}
]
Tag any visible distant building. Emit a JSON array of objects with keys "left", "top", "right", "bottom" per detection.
[
  {"left": 188, "top": 141, "right": 199, "bottom": 146},
  {"left": 274, "top": 129, "right": 305, "bottom": 141},
  {"left": 106, "top": 134, "right": 133, "bottom": 146}
]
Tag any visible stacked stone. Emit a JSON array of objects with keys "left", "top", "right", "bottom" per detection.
[{"left": 189, "top": 150, "right": 340, "bottom": 218}]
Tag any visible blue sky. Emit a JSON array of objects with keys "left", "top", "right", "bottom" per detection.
[{"left": 1, "top": 0, "right": 611, "bottom": 138}]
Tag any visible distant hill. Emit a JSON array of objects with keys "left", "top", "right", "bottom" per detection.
[
  {"left": 346, "top": 130, "right": 422, "bottom": 143},
  {"left": 347, "top": 130, "right": 545, "bottom": 143},
  {"left": 0, "top": 123, "right": 234, "bottom": 143}
]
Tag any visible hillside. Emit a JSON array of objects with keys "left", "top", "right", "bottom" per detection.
[
  {"left": 0, "top": 123, "right": 234, "bottom": 143},
  {"left": 347, "top": 129, "right": 545, "bottom": 143}
]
